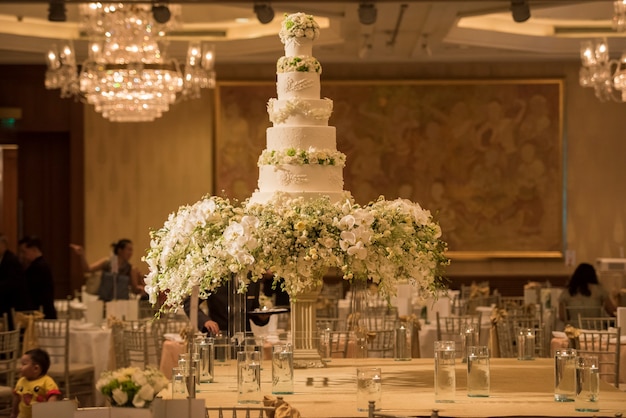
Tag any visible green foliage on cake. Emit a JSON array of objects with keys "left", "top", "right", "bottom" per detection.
[
  {"left": 277, "top": 56, "right": 322, "bottom": 74},
  {"left": 258, "top": 147, "right": 346, "bottom": 166}
]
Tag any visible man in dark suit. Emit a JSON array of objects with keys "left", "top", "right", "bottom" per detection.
[
  {"left": 0, "top": 234, "right": 30, "bottom": 329},
  {"left": 183, "top": 276, "right": 269, "bottom": 336},
  {"left": 18, "top": 236, "right": 57, "bottom": 319}
]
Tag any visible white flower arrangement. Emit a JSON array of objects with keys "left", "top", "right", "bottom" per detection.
[
  {"left": 277, "top": 56, "right": 322, "bottom": 73},
  {"left": 96, "top": 366, "right": 169, "bottom": 408},
  {"left": 258, "top": 148, "right": 346, "bottom": 167},
  {"left": 144, "top": 193, "right": 448, "bottom": 310},
  {"left": 267, "top": 98, "right": 333, "bottom": 124},
  {"left": 279, "top": 12, "right": 320, "bottom": 44}
]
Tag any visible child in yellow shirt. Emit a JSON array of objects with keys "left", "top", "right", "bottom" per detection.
[{"left": 10, "top": 348, "right": 61, "bottom": 418}]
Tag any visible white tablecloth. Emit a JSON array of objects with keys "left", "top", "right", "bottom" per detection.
[{"left": 69, "top": 323, "right": 112, "bottom": 406}]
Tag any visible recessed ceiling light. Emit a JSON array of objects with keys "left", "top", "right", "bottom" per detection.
[{"left": 235, "top": 17, "right": 250, "bottom": 24}]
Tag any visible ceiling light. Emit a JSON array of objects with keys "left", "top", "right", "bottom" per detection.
[
  {"left": 48, "top": 1, "right": 66, "bottom": 22},
  {"left": 579, "top": 38, "right": 625, "bottom": 102},
  {"left": 614, "top": 0, "right": 626, "bottom": 31},
  {"left": 358, "top": 3, "right": 377, "bottom": 25},
  {"left": 152, "top": 3, "right": 171, "bottom": 24},
  {"left": 44, "top": 3, "right": 216, "bottom": 122},
  {"left": 511, "top": 0, "right": 530, "bottom": 23},
  {"left": 254, "top": 3, "right": 274, "bottom": 24}
]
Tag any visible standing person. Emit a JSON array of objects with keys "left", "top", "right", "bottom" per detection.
[
  {"left": 558, "top": 262, "right": 617, "bottom": 322},
  {"left": 11, "top": 348, "right": 61, "bottom": 418},
  {"left": 70, "top": 239, "right": 146, "bottom": 301},
  {"left": 18, "top": 236, "right": 56, "bottom": 319},
  {"left": 0, "top": 234, "right": 30, "bottom": 329}
]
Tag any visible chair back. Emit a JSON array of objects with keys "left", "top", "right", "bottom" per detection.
[
  {"left": 366, "top": 329, "right": 395, "bottom": 358},
  {"left": 34, "top": 318, "right": 70, "bottom": 395},
  {"left": 360, "top": 306, "right": 397, "bottom": 331},
  {"left": 578, "top": 315, "right": 616, "bottom": 330},
  {"left": 499, "top": 296, "right": 526, "bottom": 309},
  {"left": 0, "top": 313, "right": 8, "bottom": 332},
  {"left": 122, "top": 320, "right": 159, "bottom": 368},
  {"left": 11, "top": 307, "right": 44, "bottom": 355},
  {"left": 436, "top": 312, "right": 481, "bottom": 342},
  {"left": 33, "top": 317, "right": 95, "bottom": 403},
  {"left": 152, "top": 315, "right": 190, "bottom": 361},
  {"left": 328, "top": 330, "right": 351, "bottom": 358},
  {"left": 573, "top": 327, "right": 621, "bottom": 387},
  {"left": 0, "top": 329, "right": 20, "bottom": 388},
  {"left": 564, "top": 305, "right": 604, "bottom": 322},
  {"left": 494, "top": 314, "right": 544, "bottom": 358}
]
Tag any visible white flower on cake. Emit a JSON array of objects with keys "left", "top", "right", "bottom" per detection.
[
  {"left": 258, "top": 148, "right": 346, "bottom": 167},
  {"left": 279, "top": 12, "right": 320, "bottom": 44},
  {"left": 267, "top": 98, "right": 333, "bottom": 124},
  {"left": 277, "top": 56, "right": 322, "bottom": 73}
]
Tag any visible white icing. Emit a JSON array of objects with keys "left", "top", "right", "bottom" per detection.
[
  {"left": 284, "top": 37, "right": 313, "bottom": 57},
  {"left": 267, "top": 98, "right": 332, "bottom": 126},
  {"left": 266, "top": 126, "right": 336, "bottom": 150},
  {"left": 257, "top": 165, "right": 344, "bottom": 193},
  {"left": 277, "top": 73, "right": 320, "bottom": 100},
  {"left": 248, "top": 190, "right": 351, "bottom": 205}
]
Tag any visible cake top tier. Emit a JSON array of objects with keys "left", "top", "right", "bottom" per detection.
[{"left": 279, "top": 13, "right": 320, "bottom": 45}]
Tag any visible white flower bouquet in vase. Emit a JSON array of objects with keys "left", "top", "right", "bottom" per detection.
[{"left": 96, "top": 366, "right": 169, "bottom": 416}]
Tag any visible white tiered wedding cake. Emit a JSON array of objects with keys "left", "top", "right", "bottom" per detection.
[{"left": 249, "top": 13, "right": 349, "bottom": 205}]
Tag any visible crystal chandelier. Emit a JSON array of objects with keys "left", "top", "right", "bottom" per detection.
[
  {"left": 579, "top": 38, "right": 626, "bottom": 103},
  {"left": 579, "top": 1, "right": 626, "bottom": 103},
  {"left": 44, "top": 3, "right": 215, "bottom": 122}
]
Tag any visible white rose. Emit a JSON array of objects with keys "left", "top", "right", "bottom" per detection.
[
  {"left": 111, "top": 388, "right": 128, "bottom": 406},
  {"left": 132, "top": 395, "right": 146, "bottom": 409},
  {"left": 136, "top": 384, "right": 155, "bottom": 402}
]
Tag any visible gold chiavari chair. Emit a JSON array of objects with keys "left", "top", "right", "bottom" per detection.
[
  {"left": 495, "top": 314, "right": 544, "bottom": 358},
  {"left": 573, "top": 327, "right": 621, "bottom": 387},
  {"left": 34, "top": 317, "right": 95, "bottom": 405},
  {"left": 0, "top": 329, "right": 19, "bottom": 417},
  {"left": 122, "top": 319, "right": 160, "bottom": 369},
  {"left": 366, "top": 329, "right": 395, "bottom": 358},
  {"left": 0, "top": 313, "right": 8, "bottom": 332},
  {"left": 578, "top": 314, "right": 617, "bottom": 330},
  {"left": 564, "top": 305, "right": 604, "bottom": 323},
  {"left": 152, "top": 314, "right": 191, "bottom": 362},
  {"left": 435, "top": 312, "right": 482, "bottom": 358}
]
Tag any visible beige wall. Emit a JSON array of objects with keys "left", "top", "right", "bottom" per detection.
[
  {"left": 84, "top": 92, "right": 214, "bottom": 272},
  {"left": 83, "top": 60, "right": 626, "bottom": 279}
]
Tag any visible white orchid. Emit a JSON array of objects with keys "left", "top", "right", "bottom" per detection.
[{"left": 145, "top": 191, "right": 448, "bottom": 310}]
